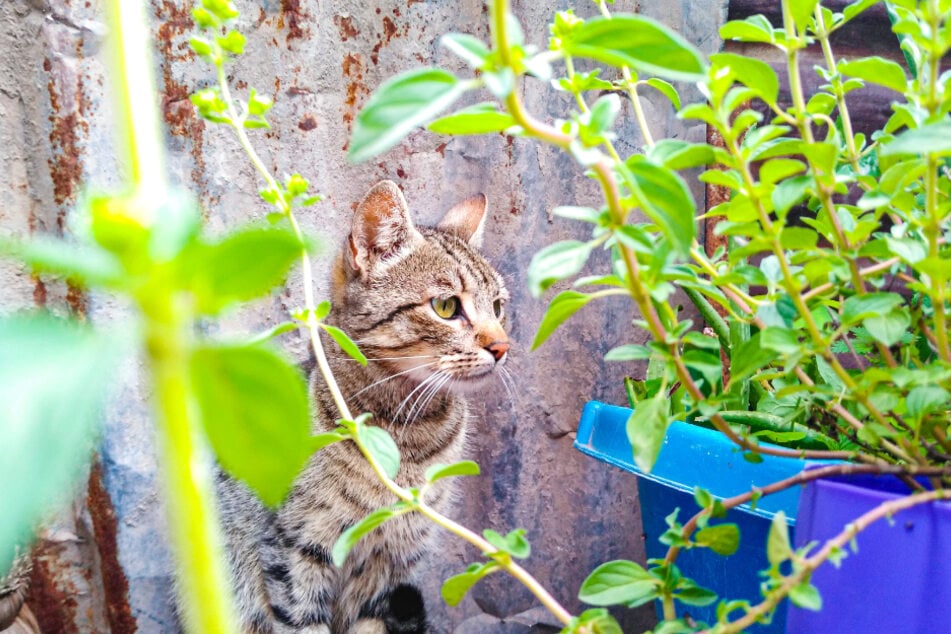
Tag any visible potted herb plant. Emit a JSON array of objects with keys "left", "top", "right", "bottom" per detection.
[{"left": 347, "top": 0, "right": 951, "bottom": 631}]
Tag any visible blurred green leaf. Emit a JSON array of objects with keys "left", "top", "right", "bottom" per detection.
[
  {"left": 192, "top": 226, "right": 303, "bottom": 315},
  {"left": 441, "top": 561, "right": 498, "bottom": 606},
  {"left": 644, "top": 78, "right": 681, "bottom": 110},
  {"left": 425, "top": 460, "right": 480, "bottom": 483},
  {"left": 483, "top": 528, "right": 530, "bottom": 559},
  {"left": 0, "top": 316, "right": 120, "bottom": 574},
  {"left": 880, "top": 121, "right": 951, "bottom": 156},
  {"left": 428, "top": 102, "right": 516, "bottom": 135},
  {"left": 361, "top": 425, "right": 400, "bottom": 479},
  {"left": 332, "top": 505, "right": 406, "bottom": 566},
  {"left": 440, "top": 33, "right": 491, "bottom": 68},
  {"left": 839, "top": 56, "right": 907, "bottom": 94},
  {"left": 321, "top": 323, "right": 367, "bottom": 365},
  {"left": 627, "top": 390, "right": 670, "bottom": 473},
  {"left": 531, "top": 290, "right": 593, "bottom": 350},
  {"left": 562, "top": 15, "right": 708, "bottom": 83},
  {"left": 527, "top": 241, "right": 594, "bottom": 298},
  {"left": 348, "top": 68, "right": 466, "bottom": 163},
  {"left": 788, "top": 0, "right": 820, "bottom": 30},
  {"left": 789, "top": 581, "right": 823, "bottom": 611},
  {"left": 3, "top": 237, "right": 123, "bottom": 288},
  {"left": 695, "top": 523, "right": 740, "bottom": 556},
  {"left": 767, "top": 510, "right": 792, "bottom": 566},
  {"left": 711, "top": 52, "right": 779, "bottom": 106},
  {"left": 190, "top": 344, "right": 312, "bottom": 507}
]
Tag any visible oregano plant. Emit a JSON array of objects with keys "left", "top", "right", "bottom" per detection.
[{"left": 349, "top": 0, "right": 951, "bottom": 630}]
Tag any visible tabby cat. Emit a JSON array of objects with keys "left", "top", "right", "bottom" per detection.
[{"left": 216, "top": 181, "right": 510, "bottom": 633}]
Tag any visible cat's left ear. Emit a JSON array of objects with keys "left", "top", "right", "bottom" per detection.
[{"left": 438, "top": 194, "right": 487, "bottom": 248}]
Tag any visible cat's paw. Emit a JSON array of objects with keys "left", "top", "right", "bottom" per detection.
[
  {"left": 351, "top": 618, "right": 386, "bottom": 634},
  {"left": 299, "top": 626, "right": 331, "bottom": 634},
  {"left": 385, "top": 584, "right": 427, "bottom": 634}
]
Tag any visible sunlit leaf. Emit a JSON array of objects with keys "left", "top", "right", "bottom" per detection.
[
  {"left": 349, "top": 69, "right": 466, "bottom": 162},
  {"left": 578, "top": 560, "right": 659, "bottom": 607},
  {"left": 0, "top": 316, "right": 120, "bottom": 574},
  {"left": 531, "top": 290, "right": 594, "bottom": 350},
  {"left": 190, "top": 344, "right": 312, "bottom": 507},
  {"left": 627, "top": 390, "right": 670, "bottom": 473},
  {"left": 562, "top": 15, "right": 708, "bottom": 83}
]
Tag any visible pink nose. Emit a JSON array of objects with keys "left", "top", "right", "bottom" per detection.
[{"left": 485, "top": 341, "right": 510, "bottom": 361}]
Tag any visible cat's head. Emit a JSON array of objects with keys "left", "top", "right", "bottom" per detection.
[{"left": 332, "top": 181, "right": 510, "bottom": 395}]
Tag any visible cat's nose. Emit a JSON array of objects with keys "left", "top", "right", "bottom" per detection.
[{"left": 484, "top": 340, "right": 509, "bottom": 361}]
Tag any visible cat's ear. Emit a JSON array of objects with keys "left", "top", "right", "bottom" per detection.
[
  {"left": 438, "top": 193, "right": 487, "bottom": 248},
  {"left": 348, "top": 181, "right": 422, "bottom": 276}
]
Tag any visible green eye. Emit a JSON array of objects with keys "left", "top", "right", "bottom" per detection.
[
  {"left": 493, "top": 298, "right": 503, "bottom": 318},
  {"left": 431, "top": 296, "right": 460, "bottom": 319}
]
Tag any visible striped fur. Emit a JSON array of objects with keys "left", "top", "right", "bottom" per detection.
[{"left": 218, "top": 182, "right": 509, "bottom": 633}]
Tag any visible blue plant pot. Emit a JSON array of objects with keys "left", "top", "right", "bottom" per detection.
[
  {"left": 575, "top": 401, "right": 819, "bottom": 632},
  {"left": 787, "top": 473, "right": 951, "bottom": 633}
]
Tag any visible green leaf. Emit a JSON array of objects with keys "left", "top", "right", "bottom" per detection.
[
  {"left": 562, "top": 15, "right": 708, "bottom": 83},
  {"left": 626, "top": 390, "right": 670, "bottom": 473},
  {"left": 839, "top": 56, "right": 907, "bottom": 94},
  {"left": 788, "top": 0, "right": 821, "bottom": 30},
  {"left": 729, "top": 332, "right": 778, "bottom": 388},
  {"left": 864, "top": 308, "right": 910, "bottom": 347},
  {"left": 321, "top": 323, "right": 367, "bottom": 365},
  {"left": 789, "top": 581, "right": 823, "bottom": 611},
  {"left": 644, "top": 78, "right": 681, "bottom": 110},
  {"left": 527, "top": 241, "right": 594, "bottom": 298},
  {"left": 440, "top": 33, "right": 490, "bottom": 69},
  {"left": 564, "top": 609, "right": 623, "bottom": 634},
  {"left": 623, "top": 160, "right": 696, "bottom": 257},
  {"left": 483, "top": 528, "right": 531, "bottom": 559},
  {"left": 906, "top": 385, "right": 950, "bottom": 420},
  {"left": 648, "top": 139, "right": 716, "bottom": 170},
  {"left": 441, "top": 562, "right": 498, "bottom": 606},
  {"left": 711, "top": 52, "right": 779, "bottom": 106},
  {"left": 767, "top": 510, "right": 792, "bottom": 566},
  {"left": 246, "top": 320, "right": 299, "bottom": 344},
  {"left": 578, "top": 560, "right": 658, "bottom": 607},
  {"left": 841, "top": 292, "right": 904, "bottom": 325},
  {"left": 695, "top": 523, "right": 740, "bottom": 556},
  {"left": 361, "top": 425, "right": 400, "bottom": 479},
  {"left": 193, "top": 226, "right": 303, "bottom": 315},
  {"left": 604, "top": 344, "right": 652, "bottom": 362},
  {"left": 772, "top": 175, "right": 812, "bottom": 217},
  {"left": 0, "top": 316, "right": 120, "bottom": 574},
  {"left": 425, "top": 460, "right": 480, "bottom": 483},
  {"left": 217, "top": 29, "right": 246, "bottom": 55},
  {"left": 332, "top": 506, "right": 401, "bottom": 566},
  {"left": 427, "top": 102, "right": 516, "bottom": 135},
  {"left": 4, "top": 237, "right": 122, "bottom": 288},
  {"left": 190, "top": 344, "right": 312, "bottom": 507},
  {"left": 348, "top": 68, "right": 466, "bottom": 163},
  {"left": 720, "top": 16, "right": 775, "bottom": 44},
  {"left": 675, "top": 582, "right": 718, "bottom": 607},
  {"left": 531, "top": 290, "right": 593, "bottom": 350},
  {"left": 881, "top": 122, "right": 951, "bottom": 156}
]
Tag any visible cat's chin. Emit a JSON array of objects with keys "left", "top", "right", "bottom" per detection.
[{"left": 444, "top": 368, "right": 500, "bottom": 394}]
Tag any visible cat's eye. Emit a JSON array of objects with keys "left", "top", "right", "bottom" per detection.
[
  {"left": 493, "top": 298, "right": 503, "bottom": 318},
  {"left": 431, "top": 296, "right": 460, "bottom": 319}
]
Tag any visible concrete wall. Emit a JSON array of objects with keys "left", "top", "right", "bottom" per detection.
[{"left": 0, "top": 0, "right": 726, "bottom": 631}]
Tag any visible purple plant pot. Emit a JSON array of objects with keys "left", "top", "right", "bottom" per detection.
[{"left": 787, "top": 474, "right": 951, "bottom": 633}]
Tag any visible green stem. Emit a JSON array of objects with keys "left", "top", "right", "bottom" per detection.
[
  {"left": 108, "top": 1, "right": 237, "bottom": 631},
  {"left": 147, "top": 308, "right": 238, "bottom": 633},
  {"left": 716, "top": 488, "right": 950, "bottom": 633}
]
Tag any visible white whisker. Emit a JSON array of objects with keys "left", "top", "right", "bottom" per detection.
[
  {"left": 348, "top": 362, "right": 437, "bottom": 400},
  {"left": 393, "top": 371, "right": 443, "bottom": 423},
  {"left": 405, "top": 372, "right": 452, "bottom": 429}
]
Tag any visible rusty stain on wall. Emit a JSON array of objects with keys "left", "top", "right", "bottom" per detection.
[
  {"left": 279, "top": 0, "right": 309, "bottom": 43},
  {"left": 86, "top": 463, "right": 137, "bottom": 634},
  {"left": 155, "top": 1, "right": 206, "bottom": 190},
  {"left": 27, "top": 544, "right": 81, "bottom": 634},
  {"left": 44, "top": 53, "right": 89, "bottom": 212}
]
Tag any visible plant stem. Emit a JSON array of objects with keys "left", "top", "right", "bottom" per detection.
[
  {"left": 108, "top": 1, "right": 237, "bottom": 630},
  {"left": 146, "top": 306, "right": 238, "bottom": 633},
  {"left": 715, "top": 488, "right": 950, "bottom": 633}
]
